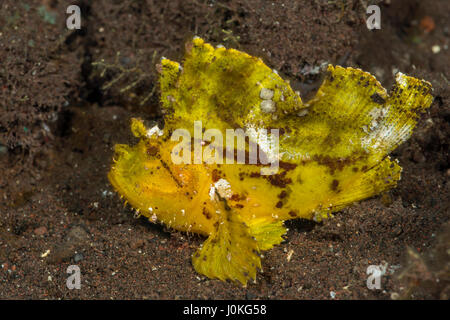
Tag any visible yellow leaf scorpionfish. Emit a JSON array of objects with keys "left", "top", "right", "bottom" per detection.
[{"left": 108, "top": 37, "right": 433, "bottom": 285}]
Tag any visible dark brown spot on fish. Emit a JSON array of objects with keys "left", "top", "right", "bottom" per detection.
[
  {"left": 288, "top": 210, "right": 297, "bottom": 217},
  {"left": 279, "top": 162, "right": 297, "bottom": 171},
  {"left": 211, "top": 169, "right": 221, "bottom": 182},
  {"left": 370, "top": 93, "right": 385, "bottom": 105},
  {"left": 331, "top": 179, "right": 339, "bottom": 191},
  {"left": 313, "top": 153, "right": 365, "bottom": 175},
  {"left": 267, "top": 171, "right": 292, "bottom": 188},
  {"left": 202, "top": 207, "right": 212, "bottom": 220},
  {"left": 276, "top": 201, "right": 283, "bottom": 208},
  {"left": 230, "top": 194, "right": 240, "bottom": 201},
  {"left": 278, "top": 190, "right": 288, "bottom": 199},
  {"left": 250, "top": 172, "right": 261, "bottom": 178},
  {"left": 146, "top": 145, "right": 159, "bottom": 156},
  {"left": 322, "top": 134, "right": 341, "bottom": 148}
]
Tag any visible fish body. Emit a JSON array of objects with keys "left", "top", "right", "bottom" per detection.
[{"left": 109, "top": 38, "right": 433, "bottom": 285}]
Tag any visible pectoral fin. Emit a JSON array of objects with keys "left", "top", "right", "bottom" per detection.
[
  {"left": 247, "top": 219, "right": 287, "bottom": 251},
  {"left": 312, "top": 156, "right": 402, "bottom": 221}
]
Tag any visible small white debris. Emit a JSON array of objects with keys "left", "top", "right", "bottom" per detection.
[
  {"left": 260, "top": 88, "right": 274, "bottom": 100},
  {"left": 216, "top": 44, "right": 225, "bottom": 48},
  {"left": 181, "top": 209, "right": 185, "bottom": 216},
  {"left": 330, "top": 291, "right": 336, "bottom": 299},
  {"left": 41, "top": 249, "right": 51, "bottom": 258},
  {"left": 286, "top": 249, "right": 294, "bottom": 262},
  {"left": 42, "top": 123, "right": 51, "bottom": 133},
  {"left": 146, "top": 125, "right": 164, "bottom": 138},
  {"left": 260, "top": 100, "right": 276, "bottom": 113},
  {"left": 431, "top": 45, "right": 441, "bottom": 54},
  {"left": 150, "top": 213, "right": 157, "bottom": 222},
  {"left": 102, "top": 190, "right": 114, "bottom": 197},
  {"left": 300, "top": 64, "right": 321, "bottom": 76},
  {"left": 227, "top": 252, "right": 232, "bottom": 262},
  {"left": 148, "top": 207, "right": 153, "bottom": 213}
]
